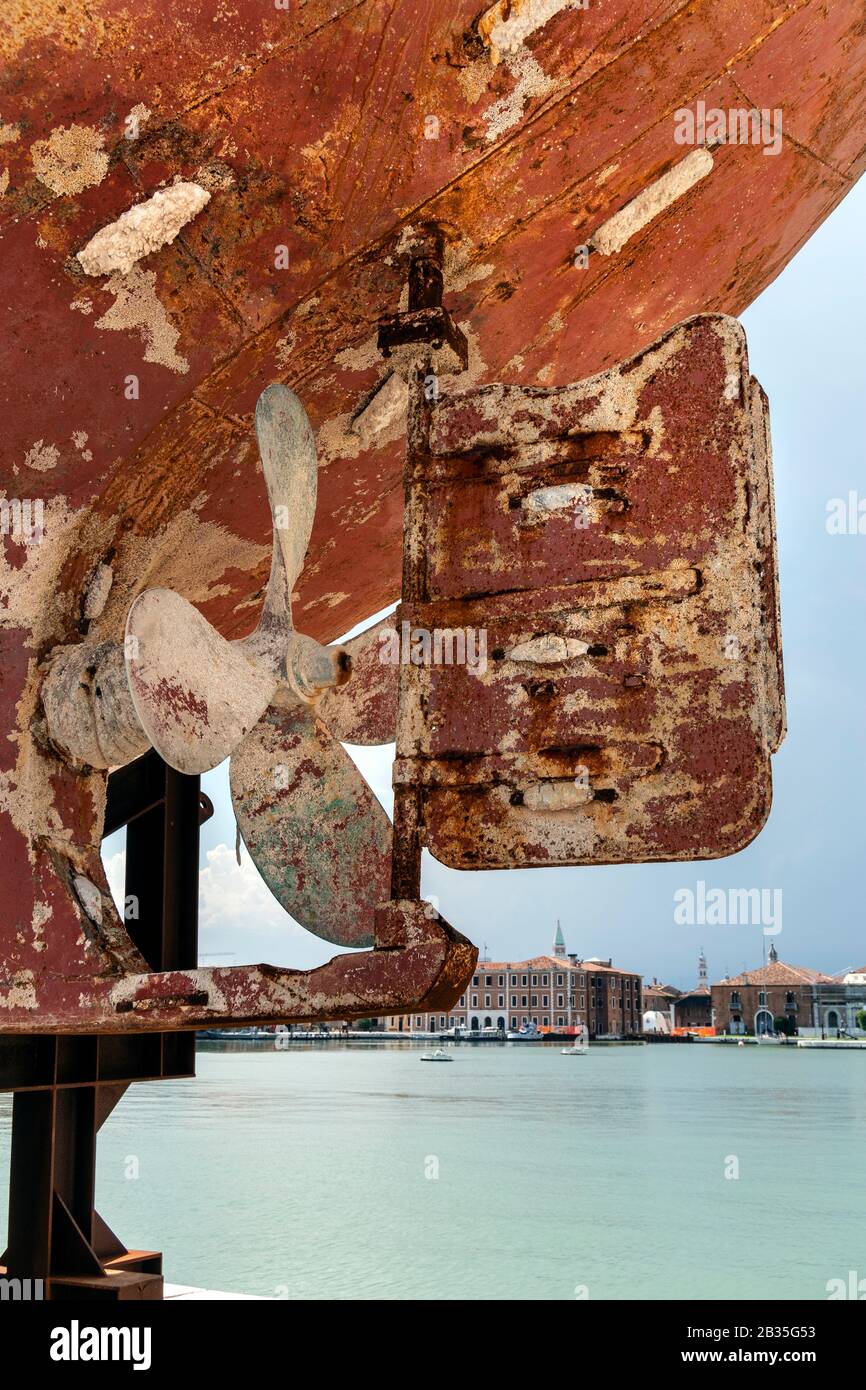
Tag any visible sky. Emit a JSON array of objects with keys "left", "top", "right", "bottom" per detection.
[{"left": 103, "top": 176, "right": 866, "bottom": 991}]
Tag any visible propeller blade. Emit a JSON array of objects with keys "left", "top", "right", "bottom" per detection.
[
  {"left": 317, "top": 617, "right": 399, "bottom": 744},
  {"left": 230, "top": 697, "right": 391, "bottom": 948},
  {"left": 126, "top": 588, "right": 277, "bottom": 774},
  {"left": 255, "top": 384, "right": 318, "bottom": 618}
]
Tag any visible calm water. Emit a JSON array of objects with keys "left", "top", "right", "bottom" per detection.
[{"left": 0, "top": 1043, "right": 863, "bottom": 1300}]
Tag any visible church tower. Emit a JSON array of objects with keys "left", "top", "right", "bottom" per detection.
[
  {"left": 698, "top": 948, "right": 708, "bottom": 989},
  {"left": 553, "top": 921, "right": 566, "bottom": 958}
]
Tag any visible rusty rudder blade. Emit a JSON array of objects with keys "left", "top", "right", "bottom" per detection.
[{"left": 394, "top": 313, "right": 784, "bottom": 870}]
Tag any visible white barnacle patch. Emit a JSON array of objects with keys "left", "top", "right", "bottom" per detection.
[
  {"left": 77, "top": 181, "right": 211, "bottom": 277},
  {"left": 522, "top": 781, "right": 594, "bottom": 811},
  {"left": 30, "top": 123, "right": 109, "bottom": 195},
  {"left": 32, "top": 899, "right": 51, "bottom": 952},
  {"left": 506, "top": 634, "right": 590, "bottom": 663},
  {"left": 82, "top": 561, "right": 113, "bottom": 620},
  {"left": 483, "top": 50, "right": 555, "bottom": 141},
  {"left": 480, "top": 0, "right": 582, "bottom": 64},
  {"left": 350, "top": 371, "right": 409, "bottom": 447},
  {"left": 0, "top": 972, "right": 37, "bottom": 1011},
  {"left": 93, "top": 266, "right": 190, "bottom": 374},
  {"left": 591, "top": 149, "right": 714, "bottom": 256},
  {"left": 522, "top": 481, "right": 592, "bottom": 514},
  {"left": 73, "top": 874, "right": 103, "bottom": 925},
  {"left": 23, "top": 439, "right": 59, "bottom": 472}
]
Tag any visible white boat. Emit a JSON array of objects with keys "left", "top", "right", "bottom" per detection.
[
  {"left": 562, "top": 1026, "right": 589, "bottom": 1055},
  {"left": 506, "top": 1021, "right": 542, "bottom": 1042},
  {"left": 420, "top": 1049, "right": 453, "bottom": 1061},
  {"left": 797, "top": 1038, "right": 866, "bottom": 1050}
]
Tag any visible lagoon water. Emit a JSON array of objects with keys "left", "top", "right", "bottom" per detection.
[{"left": 1, "top": 1042, "right": 863, "bottom": 1300}]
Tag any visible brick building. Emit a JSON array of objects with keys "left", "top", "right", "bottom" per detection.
[
  {"left": 382, "top": 927, "right": 643, "bottom": 1038},
  {"left": 711, "top": 943, "right": 834, "bottom": 1035},
  {"left": 671, "top": 951, "right": 713, "bottom": 1030}
]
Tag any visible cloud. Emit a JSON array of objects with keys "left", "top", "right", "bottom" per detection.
[
  {"left": 103, "top": 848, "right": 126, "bottom": 915},
  {"left": 199, "top": 842, "right": 304, "bottom": 939},
  {"left": 100, "top": 836, "right": 336, "bottom": 969}
]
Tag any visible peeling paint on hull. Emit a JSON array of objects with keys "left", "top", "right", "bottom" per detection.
[{"left": 0, "top": 0, "right": 858, "bottom": 1030}]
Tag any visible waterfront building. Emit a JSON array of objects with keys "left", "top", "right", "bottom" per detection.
[
  {"left": 381, "top": 928, "right": 642, "bottom": 1037},
  {"left": 804, "top": 968, "right": 866, "bottom": 1037},
  {"left": 711, "top": 943, "right": 835, "bottom": 1035},
  {"left": 642, "top": 980, "right": 681, "bottom": 1033},
  {"left": 671, "top": 950, "right": 713, "bottom": 1030}
]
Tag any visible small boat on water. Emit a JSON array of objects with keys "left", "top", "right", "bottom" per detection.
[
  {"left": 797, "top": 1038, "right": 866, "bottom": 1050},
  {"left": 562, "top": 1025, "right": 590, "bottom": 1055},
  {"left": 506, "top": 1021, "right": 542, "bottom": 1042},
  {"left": 420, "top": 1049, "right": 453, "bottom": 1062}
]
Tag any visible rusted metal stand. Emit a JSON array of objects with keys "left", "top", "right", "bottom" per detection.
[{"left": 0, "top": 752, "right": 210, "bottom": 1300}]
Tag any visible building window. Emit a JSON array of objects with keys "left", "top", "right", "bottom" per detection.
[
  {"left": 542, "top": 995, "right": 549, "bottom": 1007},
  {"left": 531, "top": 975, "right": 538, "bottom": 986},
  {"left": 511, "top": 995, "right": 517, "bottom": 1006},
  {"left": 471, "top": 995, "right": 477, "bottom": 1006},
  {"left": 472, "top": 976, "right": 478, "bottom": 986},
  {"left": 580, "top": 993, "right": 585, "bottom": 1008},
  {"left": 484, "top": 994, "right": 491, "bottom": 1006},
  {"left": 556, "top": 974, "right": 563, "bottom": 986},
  {"left": 557, "top": 994, "right": 564, "bottom": 1006},
  {"left": 731, "top": 992, "right": 741, "bottom": 1008},
  {"left": 522, "top": 975, "right": 528, "bottom": 986},
  {"left": 511, "top": 1017, "right": 517, "bottom": 1029},
  {"left": 498, "top": 975, "right": 504, "bottom": 987},
  {"left": 758, "top": 991, "right": 766, "bottom": 1006},
  {"left": 485, "top": 975, "right": 492, "bottom": 986},
  {"left": 531, "top": 995, "right": 538, "bottom": 1006},
  {"left": 543, "top": 1017, "right": 549, "bottom": 1027},
  {"left": 522, "top": 995, "right": 527, "bottom": 1007},
  {"left": 557, "top": 1016, "right": 564, "bottom": 1026},
  {"left": 542, "top": 975, "right": 549, "bottom": 986},
  {"left": 579, "top": 974, "right": 585, "bottom": 986}
]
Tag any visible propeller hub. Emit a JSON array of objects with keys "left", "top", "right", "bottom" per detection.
[{"left": 285, "top": 634, "right": 350, "bottom": 703}]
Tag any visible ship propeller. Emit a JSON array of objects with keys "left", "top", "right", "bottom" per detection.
[{"left": 125, "top": 385, "right": 396, "bottom": 948}]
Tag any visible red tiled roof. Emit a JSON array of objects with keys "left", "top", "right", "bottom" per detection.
[
  {"left": 716, "top": 961, "right": 835, "bottom": 986},
  {"left": 472, "top": 955, "right": 639, "bottom": 976}
]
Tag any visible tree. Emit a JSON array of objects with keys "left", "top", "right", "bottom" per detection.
[{"left": 856, "top": 1008, "right": 866, "bottom": 1032}]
